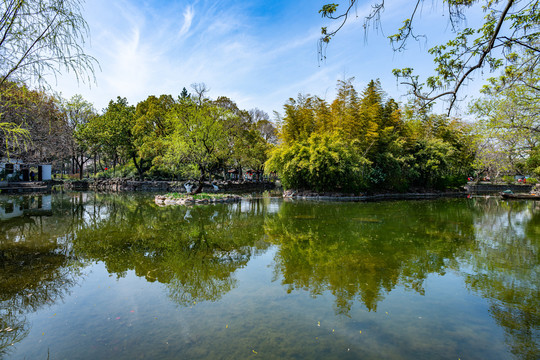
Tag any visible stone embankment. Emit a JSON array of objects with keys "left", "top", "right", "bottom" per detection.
[
  {"left": 283, "top": 189, "right": 467, "bottom": 201},
  {"left": 155, "top": 194, "right": 242, "bottom": 206},
  {"left": 465, "top": 183, "right": 533, "bottom": 194},
  {"left": 63, "top": 179, "right": 275, "bottom": 192}
]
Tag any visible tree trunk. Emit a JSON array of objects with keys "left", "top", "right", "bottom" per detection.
[
  {"left": 78, "top": 151, "right": 84, "bottom": 180},
  {"left": 98, "top": 154, "right": 105, "bottom": 172},
  {"left": 132, "top": 153, "right": 144, "bottom": 179},
  {"left": 192, "top": 167, "right": 205, "bottom": 194}
]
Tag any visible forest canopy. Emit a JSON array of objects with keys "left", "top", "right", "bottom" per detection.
[{"left": 266, "top": 79, "right": 476, "bottom": 193}]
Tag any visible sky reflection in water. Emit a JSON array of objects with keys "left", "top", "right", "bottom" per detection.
[{"left": 0, "top": 193, "right": 538, "bottom": 359}]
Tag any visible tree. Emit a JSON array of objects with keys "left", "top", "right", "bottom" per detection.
[
  {"left": 0, "top": 82, "right": 68, "bottom": 164},
  {"left": 0, "top": 0, "right": 96, "bottom": 87},
  {"left": 250, "top": 108, "right": 278, "bottom": 145},
  {"left": 266, "top": 133, "right": 370, "bottom": 192},
  {"left": 164, "top": 98, "right": 232, "bottom": 193},
  {"left": 87, "top": 97, "right": 136, "bottom": 175},
  {"left": 212, "top": 98, "right": 276, "bottom": 179},
  {"left": 62, "top": 94, "right": 96, "bottom": 179},
  {"left": 319, "top": 1, "right": 540, "bottom": 112},
  {"left": 470, "top": 66, "right": 540, "bottom": 177},
  {"left": 268, "top": 79, "right": 475, "bottom": 192},
  {"left": 0, "top": 0, "right": 97, "bottom": 145},
  {"left": 132, "top": 94, "right": 175, "bottom": 177}
]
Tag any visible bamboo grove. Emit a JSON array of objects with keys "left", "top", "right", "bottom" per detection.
[{"left": 266, "top": 79, "right": 476, "bottom": 193}]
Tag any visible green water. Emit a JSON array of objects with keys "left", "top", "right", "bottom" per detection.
[{"left": 0, "top": 193, "right": 538, "bottom": 359}]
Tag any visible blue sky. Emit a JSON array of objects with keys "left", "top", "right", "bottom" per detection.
[{"left": 54, "top": 0, "right": 488, "bottom": 116}]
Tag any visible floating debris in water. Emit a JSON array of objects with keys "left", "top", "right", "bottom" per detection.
[
  {"left": 252, "top": 350, "right": 258, "bottom": 354},
  {"left": 317, "top": 321, "right": 320, "bottom": 327}
]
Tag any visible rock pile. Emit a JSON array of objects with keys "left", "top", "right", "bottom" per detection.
[{"left": 155, "top": 194, "right": 242, "bottom": 206}]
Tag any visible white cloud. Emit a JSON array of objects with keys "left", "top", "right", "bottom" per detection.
[
  {"left": 50, "top": 0, "right": 487, "bottom": 118},
  {"left": 178, "top": 5, "right": 195, "bottom": 38}
]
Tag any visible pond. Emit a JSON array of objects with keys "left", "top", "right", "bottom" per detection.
[{"left": 0, "top": 192, "right": 538, "bottom": 359}]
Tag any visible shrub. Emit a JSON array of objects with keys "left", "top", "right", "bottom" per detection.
[{"left": 266, "top": 134, "right": 370, "bottom": 193}]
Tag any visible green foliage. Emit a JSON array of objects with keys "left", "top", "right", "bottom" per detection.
[
  {"left": 268, "top": 79, "right": 475, "bottom": 192},
  {"left": 267, "top": 133, "right": 370, "bottom": 193},
  {"left": 76, "top": 88, "right": 275, "bottom": 181},
  {"left": 526, "top": 148, "right": 540, "bottom": 177},
  {"left": 163, "top": 96, "right": 232, "bottom": 187},
  {"left": 318, "top": 1, "right": 539, "bottom": 112},
  {"left": 165, "top": 192, "right": 232, "bottom": 200},
  {"left": 470, "top": 56, "right": 540, "bottom": 178},
  {"left": 94, "top": 162, "right": 137, "bottom": 179},
  {"left": 132, "top": 95, "right": 175, "bottom": 176}
]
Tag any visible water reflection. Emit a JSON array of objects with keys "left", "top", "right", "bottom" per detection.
[
  {"left": 264, "top": 198, "right": 538, "bottom": 359},
  {"left": 0, "top": 194, "right": 82, "bottom": 357},
  {"left": 0, "top": 195, "right": 52, "bottom": 220},
  {"left": 72, "top": 195, "right": 272, "bottom": 306},
  {"left": 464, "top": 198, "right": 540, "bottom": 360},
  {"left": 0, "top": 194, "right": 538, "bottom": 359},
  {"left": 265, "top": 199, "right": 478, "bottom": 314}
]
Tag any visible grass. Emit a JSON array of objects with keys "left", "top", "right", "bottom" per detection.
[{"left": 165, "top": 192, "right": 233, "bottom": 200}]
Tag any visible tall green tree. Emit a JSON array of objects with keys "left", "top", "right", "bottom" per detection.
[
  {"left": 164, "top": 98, "right": 232, "bottom": 193},
  {"left": 88, "top": 97, "right": 136, "bottom": 175},
  {"left": 268, "top": 79, "right": 474, "bottom": 192},
  {"left": 62, "top": 94, "right": 96, "bottom": 179},
  {"left": 132, "top": 94, "right": 175, "bottom": 177}
]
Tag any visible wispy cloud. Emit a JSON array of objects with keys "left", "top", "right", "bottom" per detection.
[
  {"left": 54, "top": 0, "right": 484, "bottom": 117},
  {"left": 178, "top": 5, "right": 194, "bottom": 38}
]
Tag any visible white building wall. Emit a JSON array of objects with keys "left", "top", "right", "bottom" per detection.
[{"left": 41, "top": 165, "right": 52, "bottom": 180}]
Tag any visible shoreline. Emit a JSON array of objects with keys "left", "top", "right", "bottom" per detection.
[{"left": 283, "top": 192, "right": 469, "bottom": 201}]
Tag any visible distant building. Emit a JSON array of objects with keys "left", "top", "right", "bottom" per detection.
[{"left": 0, "top": 158, "right": 52, "bottom": 181}]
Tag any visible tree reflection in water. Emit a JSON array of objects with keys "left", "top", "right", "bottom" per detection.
[
  {"left": 463, "top": 198, "right": 539, "bottom": 360},
  {"left": 265, "top": 198, "right": 538, "bottom": 359},
  {"left": 72, "top": 195, "right": 270, "bottom": 306},
  {"left": 264, "top": 199, "right": 479, "bottom": 314},
  {"left": 0, "top": 193, "right": 538, "bottom": 359},
  {"left": 0, "top": 194, "right": 83, "bottom": 357}
]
